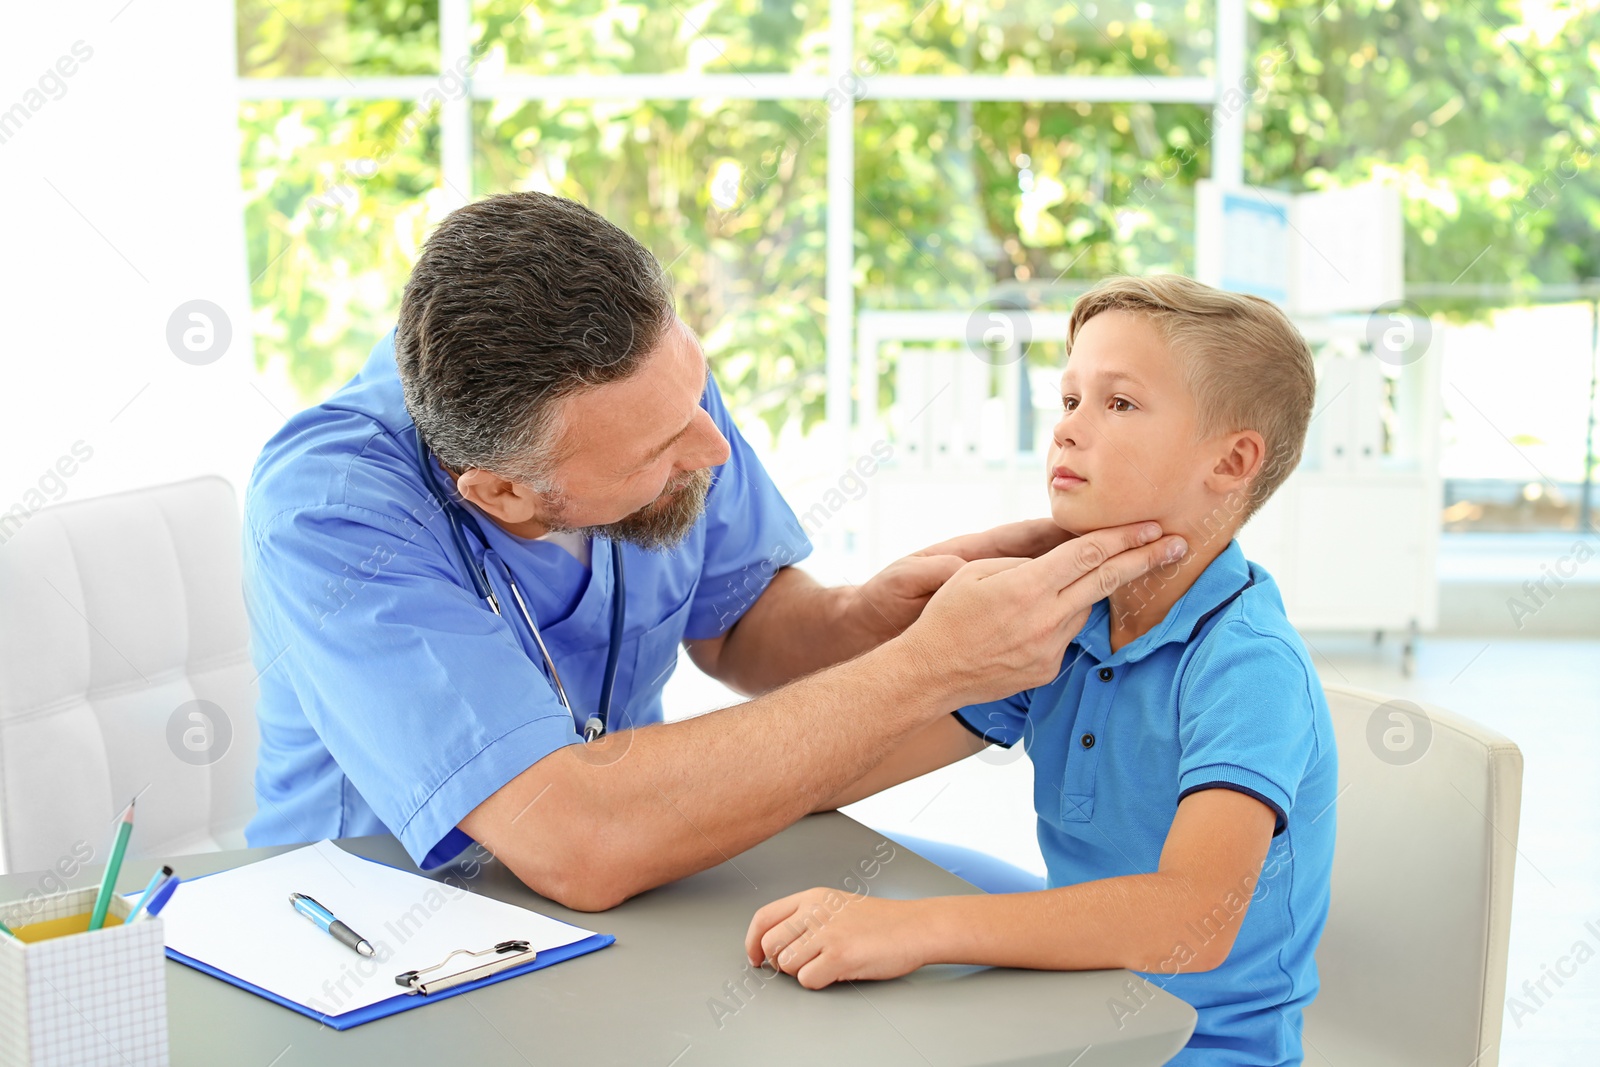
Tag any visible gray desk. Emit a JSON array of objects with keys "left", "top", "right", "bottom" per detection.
[{"left": 2, "top": 814, "right": 1194, "bottom": 1065}]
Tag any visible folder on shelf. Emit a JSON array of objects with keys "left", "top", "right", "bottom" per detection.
[{"left": 131, "top": 839, "right": 612, "bottom": 1030}]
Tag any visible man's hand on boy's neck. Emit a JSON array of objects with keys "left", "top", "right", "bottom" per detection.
[{"left": 1106, "top": 519, "right": 1238, "bottom": 652}]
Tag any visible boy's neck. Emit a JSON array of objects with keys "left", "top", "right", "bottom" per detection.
[{"left": 1106, "top": 526, "right": 1236, "bottom": 653}]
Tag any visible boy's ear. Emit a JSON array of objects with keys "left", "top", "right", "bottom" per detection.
[{"left": 1207, "top": 430, "right": 1266, "bottom": 496}]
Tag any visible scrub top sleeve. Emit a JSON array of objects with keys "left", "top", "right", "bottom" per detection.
[
  {"left": 682, "top": 375, "right": 814, "bottom": 640},
  {"left": 247, "top": 503, "right": 581, "bottom": 869},
  {"left": 1174, "top": 623, "right": 1322, "bottom": 836},
  {"left": 952, "top": 690, "right": 1034, "bottom": 749}
]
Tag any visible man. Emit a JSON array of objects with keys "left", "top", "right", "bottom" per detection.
[{"left": 243, "top": 192, "right": 1184, "bottom": 911}]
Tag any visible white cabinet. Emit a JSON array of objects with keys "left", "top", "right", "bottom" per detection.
[{"left": 1241, "top": 475, "right": 1439, "bottom": 633}]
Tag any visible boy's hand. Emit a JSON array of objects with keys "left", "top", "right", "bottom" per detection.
[{"left": 745, "top": 888, "right": 928, "bottom": 989}]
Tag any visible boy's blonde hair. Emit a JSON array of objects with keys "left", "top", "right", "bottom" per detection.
[{"left": 1066, "top": 274, "right": 1316, "bottom": 522}]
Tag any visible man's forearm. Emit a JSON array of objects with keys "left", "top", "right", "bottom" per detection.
[
  {"left": 810, "top": 713, "right": 987, "bottom": 813},
  {"left": 710, "top": 568, "right": 888, "bottom": 694},
  {"left": 476, "top": 637, "right": 954, "bottom": 910}
]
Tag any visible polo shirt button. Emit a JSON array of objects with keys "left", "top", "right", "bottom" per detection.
[
  {"left": 1081, "top": 733, "right": 1096, "bottom": 749},
  {"left": 1098, "top": 667, "right": 1114, "bottom": 681}
]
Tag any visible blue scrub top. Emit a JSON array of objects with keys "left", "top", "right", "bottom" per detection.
[
  {"left": 956, "top": 541, "right": 1337, "bottom": 1067},
  {"left": 242, "top": 331, "right": 811, "bottom": 870}
]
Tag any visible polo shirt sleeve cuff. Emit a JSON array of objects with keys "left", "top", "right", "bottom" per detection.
[
  {"left": 951, "top": 708, "right": 1015, "bottom": 748},
  {"left": 398, "top": 717, "right": 582, "bottom": 870},
  {"left": 1177, "top": 763, "right": 1291, "bottom": 836}
]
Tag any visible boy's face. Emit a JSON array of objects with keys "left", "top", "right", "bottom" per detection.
[{"left": 1047, "top": 309, "right": 1222, "bottom": 537}]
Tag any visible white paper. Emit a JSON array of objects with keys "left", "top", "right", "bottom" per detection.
[{"left": 133, "top": 840, "right": 598, "bottom": 1017}]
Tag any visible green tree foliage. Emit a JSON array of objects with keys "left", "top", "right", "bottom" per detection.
[
  {"left": 237, "top": 0, "right": 439, "bottom": 76},
  {"left": 855, "top": 99, "right": 1209, "bottom": 308},
  {"left": 857, "top": 0, "right": 1214, "bottom": 75},
  {"left": 475, "top": 0, "right": 827, "bottom": 73},
  {"left": 240, "top": 99, "right": 441, "bottom": 401},
  {"left": 474, "top": 96, "right": 829, "bottom": 439},
  {"left": 239, "top": 0, "right": 444, "bottom": 400},
  {"left": 1248, "top": 0, "right": 1598, "bottom": 302}
]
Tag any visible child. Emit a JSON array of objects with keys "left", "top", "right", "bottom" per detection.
[{"left": 745, "top": 275, "right": 1337, "bottom": 1066}]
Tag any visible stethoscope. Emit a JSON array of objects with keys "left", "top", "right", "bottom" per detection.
[{"left": 412, "top": 427, "right": 626, "bottom": 742}]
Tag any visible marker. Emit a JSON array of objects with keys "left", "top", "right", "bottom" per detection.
[
  {"left": 290, "top": 893, "right": 374, "bottom": 957},
  {"left": 136, "top": 875, "right": 181, "bottom": 922},
  {"left": 88, "top": 800, "right": 136, "bottom": 931},
  {"left": 127, "top": 866, "right": 174, "bottom": 924}
]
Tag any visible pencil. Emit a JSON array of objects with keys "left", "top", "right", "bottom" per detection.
[
  {"left": 88, "top": 799, "right": 136, "bottom": 931},
  {"left": 0, "top": 917, "right": 16, "bottom": 940}
]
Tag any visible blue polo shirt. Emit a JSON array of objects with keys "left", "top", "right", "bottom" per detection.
[
  {"left": 956, "top": 540, "right": 1337, "bottom": 1066},
  {"left": 243, "top": 331, "right": 810, "bottom": 869}
]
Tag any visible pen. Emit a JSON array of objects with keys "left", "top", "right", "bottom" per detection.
[
  {"left": 89, "top": 799, "right": 136, "bottom": 931},
  {"left": 135, "top": 875, "right": 181, "bottom": 922},
  {"left": 128, "top": 865, "right": 173, "bottom": 924},
  {"left": 290, "top": 892, "right": 374, "bottom": 957}
]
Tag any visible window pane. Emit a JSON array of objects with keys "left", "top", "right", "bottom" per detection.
[
  {"left": 857, "top": 0, "right": 1214, "bottom": 77},
  {"left": 1440, "top": 303, "right": 1598, "bottom": 533},
  {"left": 473, "top": 0, "right": 829, "bottom": 76},
  {"left": 476, "top": 98, "right": 828, "bottom": 437},
  {"left": 240, "top": 100, "right": 443, "bottom": 403},
  {"left": 856, "top": 100, "right": 1209, "bottom": 309},
  {"left": 237, "top": 1, "right": 440, "bottom": 78}
]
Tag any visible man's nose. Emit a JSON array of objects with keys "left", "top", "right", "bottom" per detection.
[{"left": 687, "top": 409, "right": 731, "bottom": 469}]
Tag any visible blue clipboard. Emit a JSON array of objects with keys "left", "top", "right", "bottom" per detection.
[
  {"left": 167, "top": 932, "right": 615, "bottom": 1030},
  {"left": 136, "top": 851, "right": 615, "bottom": 1030}
]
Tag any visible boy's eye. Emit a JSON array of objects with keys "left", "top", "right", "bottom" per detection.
[
  {"left": 1062, "top": 396, "right": 1079, "bottom": 411},
  {"left": 1111, "top": 396, "right": 1136, "bottom": 413}
]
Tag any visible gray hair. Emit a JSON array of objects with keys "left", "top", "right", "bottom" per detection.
[{"left": 395, "top": 192, "right": 676, "bottom": 487}]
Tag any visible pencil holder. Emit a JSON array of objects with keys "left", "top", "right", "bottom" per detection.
[{"left": 0, "top": 888, "right": 169, "bottom": 1066}]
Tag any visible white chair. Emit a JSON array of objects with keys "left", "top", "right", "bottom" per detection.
[
  {"left": 0, "top": 477, "right": 257, "bottom": 875},
  {"left": 1304, "top": 683, "right": 1523, "bottom": 1067}
]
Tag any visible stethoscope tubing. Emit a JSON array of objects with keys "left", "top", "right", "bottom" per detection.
[{"left": 411, "top": 427, "right": 625, "bottom": 740}]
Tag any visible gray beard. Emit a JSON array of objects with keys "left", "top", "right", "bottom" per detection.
[{"left": 549, "top": 466, "right": 713, "bottom": 552}]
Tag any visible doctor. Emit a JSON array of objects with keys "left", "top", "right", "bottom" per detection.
[{"left": 243, "top": 191, "right": 1185, "bottom": 911}]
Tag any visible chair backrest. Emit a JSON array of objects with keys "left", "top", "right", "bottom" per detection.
[
  {"left": 1304, "top": 683, "right": 1522, "bottom": 1067},
  {"left": 0, "top": 477, "right": 257, "bottom": 876}
]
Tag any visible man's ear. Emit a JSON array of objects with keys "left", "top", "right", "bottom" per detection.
[
  {"left": 1207, "top": 430, "right": 1266, "bottom": 497},
  {"left": 456, "top": 468, "right": 544, "bottom": 525}
]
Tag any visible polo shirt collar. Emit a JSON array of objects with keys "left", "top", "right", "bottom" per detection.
[{"left": 1070, "top": 539, "right": 1252, "bottom": 666}]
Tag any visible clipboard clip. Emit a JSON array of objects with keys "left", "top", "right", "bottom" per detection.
[{"left": 394, "top": 939, "right": 537, "bottom": 996}]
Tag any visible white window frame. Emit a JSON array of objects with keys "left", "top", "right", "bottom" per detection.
[{"left": 236, "top": 0, "right": 1248, "bottom": 444}]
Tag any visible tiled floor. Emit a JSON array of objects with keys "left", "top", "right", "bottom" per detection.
[{"left": 662, "top": 634, "right": 1600, "bottom": 1065}]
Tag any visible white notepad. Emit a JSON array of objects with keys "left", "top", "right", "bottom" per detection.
[{"left": 148, "top": 840, "right": 599, "bottom": 1016}]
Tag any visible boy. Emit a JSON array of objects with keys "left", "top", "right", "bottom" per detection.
[{"left": 745, "top": 275, "right": 1337, "bottom": 1066}]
